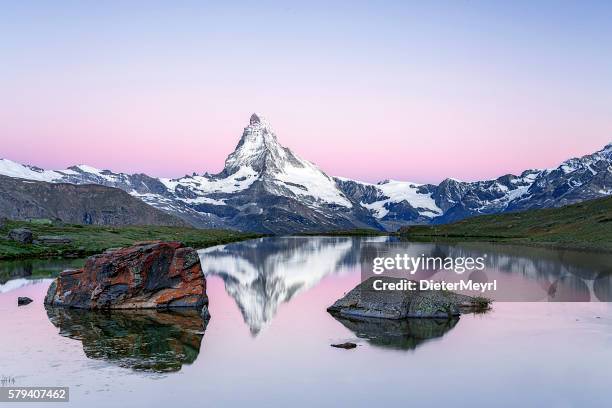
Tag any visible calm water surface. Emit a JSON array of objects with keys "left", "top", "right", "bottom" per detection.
[{"left": 1, "top": 237, "right": 612, "bottom": 407}]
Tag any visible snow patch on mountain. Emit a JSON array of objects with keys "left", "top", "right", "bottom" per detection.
[
  {"left": 0, "top": 159, "right": 64, "bottom": 182},
  {"left": 275, "top": 162, "right": 352, "bottom": 207},
  {"left": 367, "top": 179, "right": 441, "bottom": 218},
  {"left": 337, "top": 177, "right": 441, "bottom": 219},
  {"left": 163, "top": 166, "right": 259, "bottom": 195}
]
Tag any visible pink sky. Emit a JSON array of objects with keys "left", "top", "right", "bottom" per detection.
[
  {"left": 2, "top": 105, "right": 609, "bottom": 183},
  {"left": 1, "top": 2, "right": 611, "bottom": 183}
]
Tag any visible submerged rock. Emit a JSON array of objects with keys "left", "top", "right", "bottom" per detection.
[
  {"left": 44, "top": 241, "right": 208, "bottom": 312},
  {"left": 330, "top": 342, "right": 357, "bottom": 349},
  {"left": 328, "top": 277, "right": 490, "bottom": 319},
  {"left": 8, "top": 228, "right": 33, "bottom": 244},
  {"left": 331, "top": 314, "right": 459, "bottom": 350},
  {"left": 17, "top": 296, "right": 33, "bottom": 306}
]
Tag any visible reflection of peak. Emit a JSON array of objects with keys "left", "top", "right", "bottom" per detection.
[
  {"left": 199, "top": 237, "right": 366, "bottom": 334},
  {"left": 224, "top": 273, "right": 305, "bottom": 336}
]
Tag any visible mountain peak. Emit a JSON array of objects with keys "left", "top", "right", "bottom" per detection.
[
  {"left": 246, "top": 113, "right": 273, "bottom": 131},
  {"left": 221, "top": 114, "right": 288, "bottom": 176},
  {"left": 250, "top": 113, "right": 261, "bottom": 125}
]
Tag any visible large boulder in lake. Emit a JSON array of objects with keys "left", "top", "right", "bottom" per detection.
[
  {"left": 44, "top": 241, "right": 208, "bottom": 311},
  {"left": 328, "top": 276, "right": 489, "bottom": 319}
]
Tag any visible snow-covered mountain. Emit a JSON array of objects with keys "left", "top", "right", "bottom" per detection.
[
  {"left": 157, "top": 114, "right": 370, "bottom": 232},
  {"left": 0, "top": 114, "right": 610, "bottom": 232}
]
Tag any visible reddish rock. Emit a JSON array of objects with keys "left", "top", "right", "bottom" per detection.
[{"left": 44, "top": 241, "right": 208, "bottom": 311}]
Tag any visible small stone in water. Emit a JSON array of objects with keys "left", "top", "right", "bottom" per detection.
[
  {"left": 18, "top": 297, "right": 33, "bottom": 306},
  {"left": 331, "top": 342, "right": 357, "bottom": 349}
]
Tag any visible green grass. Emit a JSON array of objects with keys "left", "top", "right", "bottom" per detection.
[
  {"left": 0, "top": 221, "right": 263, "bottom": 260},
  {"left": 398, "top": 196, "right": 612, "bottom": 252}
]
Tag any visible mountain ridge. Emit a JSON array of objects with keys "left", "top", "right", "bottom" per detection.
[
  {"left": 1, "top": 114, "right": 610, "bottom": 233},
  {"left": 0, "top": 175, "right": 186, "bottom": 227}
]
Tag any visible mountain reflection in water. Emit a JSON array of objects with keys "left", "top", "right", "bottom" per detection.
[
  {"left": 199, "top": 237, "right": 612, "bottom": 335},
  {"left": 198, "top": 236, "right": 378, "bottom": 334},
  {"left": 46, "top": 307, "right": 207, "bottom": 372}
]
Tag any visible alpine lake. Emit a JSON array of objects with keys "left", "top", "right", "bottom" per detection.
[{"left": 1, "top": 236, "right": 611, "bottom": 407}]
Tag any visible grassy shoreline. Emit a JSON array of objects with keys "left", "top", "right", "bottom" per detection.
[
  {"left": 398, "top": 197, "right": 612, "bottom": 253},
  {"left": 0, "top": 220, "right": 263, "bottom": 260},
  {"left": 295, "top": 228, "right": 389, "bottom": 237}
]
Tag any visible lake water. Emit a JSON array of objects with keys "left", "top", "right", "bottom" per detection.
[{"left": 1, "top": 236, "right": 612, "bottom": 407}]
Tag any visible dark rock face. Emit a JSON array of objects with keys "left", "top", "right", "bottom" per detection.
[
  {"left": 44, "top": 242, "right": 208, "bottom": 311},
  {"left": 8, "top": 228, "right": 33, "bottom": 244},
  {"left": 0, "top": 217, "right": 7, "bottom": 229},
  {"left": 46, "top": 307, "right": 207, "bottom": 372},
  {"left": 17, "top": 296, "right": 33, "bottom": 306},
  {"left": 216, "top": 179, "right": 382, "bottom": 234},
  {"left": 0, "top": 175, "right": 186, "bottom": 227},
  {"left": 327, "top": 277, "right": 488, "bottom": 319}
]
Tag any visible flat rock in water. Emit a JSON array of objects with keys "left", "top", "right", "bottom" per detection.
[
  {"left": 44, "top": 241, "right": 209, "bottom": 313},
  {"left": 328, "top": 277, "right": 489, "bottom": 319},
  {"left": 18, "top": 297, "right": 33, "bottom": 306}
]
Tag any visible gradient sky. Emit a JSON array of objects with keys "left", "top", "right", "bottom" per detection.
[{"left": 1, "top": 1, "right": 611, "bottom": 183}]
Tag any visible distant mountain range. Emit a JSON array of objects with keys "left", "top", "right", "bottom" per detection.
[
  {"left": 0, "top": 175, "right": 185, "bottom": 227},
  {"left": 1, "top": 113, "right": 610, "bottom": 233}
]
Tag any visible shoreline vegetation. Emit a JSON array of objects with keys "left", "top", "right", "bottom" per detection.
[
  {"left": 398, "top": 196, "right": 612, "bottom": 253},
  {"left": 0, "top": 220, "right": 262, "bottom": 260},
  {"left": 295, "top": 229, "right": 388, "bottom": 237}
]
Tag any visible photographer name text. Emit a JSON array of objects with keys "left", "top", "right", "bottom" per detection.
[{"left": 372, "top": 279, "right": 497, "bottom": 293}]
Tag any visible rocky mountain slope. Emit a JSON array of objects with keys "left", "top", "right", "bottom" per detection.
[
  {"left": 0, "top": 114, "right": 610, "bottom": 232},
  {"left": 0, "top": 175, "right": 185, "bottom": 226}
]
